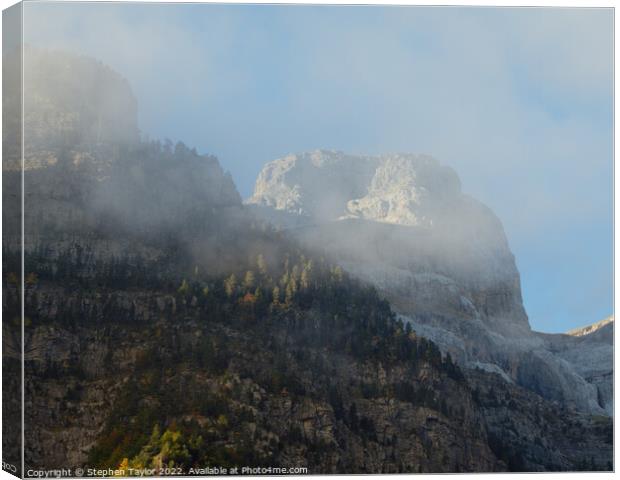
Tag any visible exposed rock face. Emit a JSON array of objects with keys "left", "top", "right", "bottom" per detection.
[
  {"left": 466, "top": 368, "right": 612, "bottom": 471},
  {"left": 253, "top": 152, "right": 465, "bottom": 229},
  {"left": 248, "top": 151, "right": 529, "bottom": 332},
  {"left": 567, "top": 316, "right": 613, "bottom": 337},
  {"left": 21, "top": 286, "right": 502, "bottom": 473},
  {"left": 247, "top": 150, "right": 612, "bottom": 416},
  {"left": 549, "top": 318, "right": 613, "bottom": 415}
]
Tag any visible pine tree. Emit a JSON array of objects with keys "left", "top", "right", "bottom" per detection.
[
  {"left": 256, "top": 254, "right": 268, "bottom": 276},
  {"left": 291, "top": 264, "right": 300, "bottom": 281},
  {"left": 177, "top": 279, "right": 190, "bottom": 296},
  {"left": 300, "top": 264, "right": 312, "bottom": 290},
  {"left": 224, "top": 274, "right": 237, "bottom": 298},
  {"left": 117, "top": 458, "right": 129, "bottom": 476},
  {"left": 332, "top": 265, "right": 344, "bottom": 282},
  {"left": 243, "top": 270, "right": 255, "bottom": 291},
  {"left": 272, "top": 286, "right": 281, "bottom": 306},
  {"left": 285, "top": 279, "right": 297, "bottom": 305}
]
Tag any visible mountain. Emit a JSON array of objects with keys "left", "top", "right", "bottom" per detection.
[
  {"left": 247, "top": 150, "right": 612, "bottom": 416},
  {"left": 7, "top": 49, "right": 498, "bottom": 474},
  {"left": 567, "top": 316, "right": 614, "bottom": 338},
  {"left": 3, "top": 49, "right": 612, "bottom": 474},
  {"left": 23, "top": 46, "right": 139, "bottom": 152},
  {"left": 551, "top": 317, "right": 614, "bottom": 416},
  {"left": 248, "top": 151, "right": 529, "bottom": 333}
]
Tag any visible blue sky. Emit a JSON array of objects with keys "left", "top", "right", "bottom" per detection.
[{"left": 23, "top": 3, "right": 613, "bottom": 333}]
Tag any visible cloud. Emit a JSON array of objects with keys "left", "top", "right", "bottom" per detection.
[
  {"left": 23, "top": 3, "right": 249, "bottom": 135},
  {"left": 266, "top": 7, "right": 612, "bottom": 240}
]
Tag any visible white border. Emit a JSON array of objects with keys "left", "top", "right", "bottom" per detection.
[{"left": 0, "top": 2, "right": 616, "bottom": 480}]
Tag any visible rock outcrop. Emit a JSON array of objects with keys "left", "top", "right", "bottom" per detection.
[
  {"left": 247, "top": 150, "right": 613, "bottom": 416},
  {"left": 567, "top": 316, "right": 613, "bottom": 337},
  {"left": 549, "top": 318, "right": 613, "bottom": 415}
]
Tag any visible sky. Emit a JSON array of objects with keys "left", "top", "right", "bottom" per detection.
[{"left": 22, "top": 2, "right": 613, "bottom": 333}]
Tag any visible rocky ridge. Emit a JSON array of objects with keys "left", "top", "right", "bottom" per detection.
[{"left": 567, "top": 316, "right": 614, "bottom": 337}]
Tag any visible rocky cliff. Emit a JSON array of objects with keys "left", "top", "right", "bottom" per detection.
[
  {"left": 248, "top": 151, "right": 529, "bottom": 333},
  {"left": 551, "top": 318, "right": 613, "bottom": 415},
  {"left": 567, "top": 316, "right": 613, "bottom": 338},
  {"left": 20, "top": 282, "right": 502, "bottom": 473},
  {"left": 247, "top": 150, "right": 613, "bottom": 416}
]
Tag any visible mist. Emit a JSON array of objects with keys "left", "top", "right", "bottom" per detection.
[{"left": 20, "top": 3, "right": 613, "bottom": 332}]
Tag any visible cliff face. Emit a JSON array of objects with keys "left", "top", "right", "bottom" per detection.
[
  {"left": 22, "top": 285, "right": 501, "bottom": 473},
  {"left": 466, "top": 368, "right": 612, "bottom": 471},
  {"left": 247, "top": 150, "right": 612, "bottom": 416},
  {"left": 550, "top": 319, "right": 613, "bottom": 415},
  {"left": 248, "top": 150, "right": 529, "bottom": 334}
]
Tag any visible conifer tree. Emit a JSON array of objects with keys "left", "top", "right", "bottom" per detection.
[
  {"left": 256, "top": 254, "right": 268, "bottom": 276},
  {"left": 243, "top": 270, "right": 255, "bottom": 290},
  {"left": 177, "top": 279, "right": 190, "bottom": 296},
  {"left": 272, "top": 286, "right": 281, "bottom": 306},
  {"left": 224, "top": 274, "right": 237, "bottom": 298}
]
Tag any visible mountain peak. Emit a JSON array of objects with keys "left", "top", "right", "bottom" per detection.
[
  {"left": 21, "top": 47, "right": 140, "bottom": 155},
  {"left": 248, "top": 151, "right": 463, "bottom": 228},
  {"left": 566, "top": 316, "right": 614, "bottom": 337},
  {"left": 248, "top": 149, "right": 526, "bottom": 329}
]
